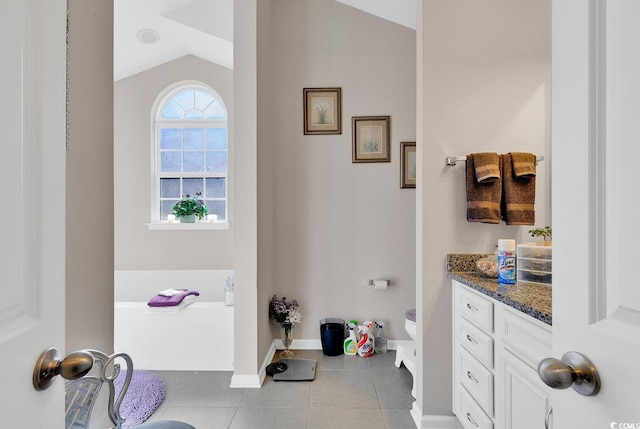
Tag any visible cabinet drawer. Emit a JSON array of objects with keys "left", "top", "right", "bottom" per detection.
[
  {"left": 460, "top": 349, "right": 494, "bottom": 417},
  {"left": 517, "top": 257, "right": 552, "bottom": 272},
  {"left": 457, "top": 285, "right": 494, "bottom": 333},
  {"left": 457, "top": 317, "right": 494, "bottom": 369},
  {"left": 460, "top": 388, "right": 494, "bottom": 429},
  {"left": 517, "top": 269, "right": 552, "bottom": 285},
  {"left": 517, "top": 244, "right": 552, "bottom": 260}
]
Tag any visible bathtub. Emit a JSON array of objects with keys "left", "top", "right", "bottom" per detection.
[{"left": 114, "top": 270, "right": 234, "bottom": 371}]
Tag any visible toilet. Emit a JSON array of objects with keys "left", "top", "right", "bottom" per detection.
[
  {"left": 404, "top": 308, "right": 416, "bottom": 341},
  {"left": 395, "top": 308, "right": 417, "bottom": 398}
]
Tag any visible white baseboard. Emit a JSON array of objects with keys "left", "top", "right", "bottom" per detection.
[
  {"left": 231, "top": 341, "right": 278, "bottom": 389},
  {"left": 229, "top": 373, "right": 261, "bottom": 389},
  {"left": 411, "top": 403, "right": 462, "bottom": 429},
  {"left": 392, "top": 339, "right": 413, "bottom": 350},
  {"left": 275, "top": 338, "right": 322, "bottom": 350},
  {"left": 274, "top": 338, "right": 402, "bottom": 351},
  {"left": 258, "top": 342, "right": 277, "bottom": 386}
]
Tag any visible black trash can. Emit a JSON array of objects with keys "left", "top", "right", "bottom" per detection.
[{"left": 319, "top": 318, "right": 345, "bottom": 356}]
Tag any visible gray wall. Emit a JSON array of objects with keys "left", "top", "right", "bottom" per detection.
[
  {"left": 233, "top": 0, "right": 416, "bottom": 378},
  {"left": 257, "top": 0, "right": 277, "bottom": 368},
  {"left": 268, "top": 0, "right": 417, "bottom": 341},
  {"left": 114, "top": 55, "right": 234, "bottom": 271},
  {"left": 66, "top": 0, "right": 114, "bottom": 353},
  {"left": 417, "top": 0, "right": 551, "bottom": 416}
]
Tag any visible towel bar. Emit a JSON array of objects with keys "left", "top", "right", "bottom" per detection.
[{"left": 446, "top": 155, "right": 544, "bottom": 166}]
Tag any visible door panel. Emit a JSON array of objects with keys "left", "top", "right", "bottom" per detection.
[
  {"left": 552, "top": 0, "right": 640, "bottom": 426},
  {"left": 0, "top": 0, "right": 67, "bottom": 426},
  {"left": 605, "top": 2, "right": 640, "bottom": 324},
  {"left": 0, "top": 0, "right": 28, "bottom": 329}
]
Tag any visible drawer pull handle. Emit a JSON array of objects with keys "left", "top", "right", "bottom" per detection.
[
  {"left": 466, "top": 303, "right": 479, "bottom": 312},
  {"left": 545, "top": 407, "right": 553, "bottom": 429},
  {"left": 467, "top": 370, "right": 479, "bottom": 383},
  {"left": 466, "top": 412, "right": 479, "bottom": 427},
  {"left": 466, "top": 334, "right": 478, "bottom": 345}
]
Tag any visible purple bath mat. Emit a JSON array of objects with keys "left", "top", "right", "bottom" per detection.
[{"left": 114, "top": 370, "right": 166, "bottom": 428}]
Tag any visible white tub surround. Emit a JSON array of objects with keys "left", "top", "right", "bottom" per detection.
[{"left": 114, "top": 270, "right": 234, "bottom": 370}]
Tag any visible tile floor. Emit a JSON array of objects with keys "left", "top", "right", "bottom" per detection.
[{"left": 145, "top": 350, "right": 416, "bottom": 429}]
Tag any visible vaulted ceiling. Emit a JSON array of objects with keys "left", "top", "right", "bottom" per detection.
[
  {"left": 334, "top": 0, "right": 416, "bottom": 29},
  {"left": 114, "top": 0, "right": 415, "bottom": 81},
  {"left": 114, "top": 0, "right": 233, "bottom": 81}
]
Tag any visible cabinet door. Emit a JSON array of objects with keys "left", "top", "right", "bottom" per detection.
[{"left": 497, "top": 349, "right": 551, "bottom": 429}]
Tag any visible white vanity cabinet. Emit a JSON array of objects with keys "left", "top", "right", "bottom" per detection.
[
  {"left": 494, "top": 306, "right": 553, "bottom": 429},
  {"left": 453, "top": 280, "right": 553, "bottom": 429},
  {"left": 453, "top": 282, "right": 495, "bottom": 429}
]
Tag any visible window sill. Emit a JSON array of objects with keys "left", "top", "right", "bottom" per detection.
[{"left": 146, "top": 222, "right": 230, "bottom": 231}]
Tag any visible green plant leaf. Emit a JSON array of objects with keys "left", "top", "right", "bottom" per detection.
[{"left": 172, "top": 192, "right": 208, "bottom": 219}]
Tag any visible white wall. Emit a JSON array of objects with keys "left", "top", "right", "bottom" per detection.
[
  {"left": 417, "top": 0, "right": 551, "bottom": 418},
  {"left": 114, "top": 55, "right": 233, "bottom": 271},
  {"left": 269, "top": 0, "right": 417, "bottom": 341},
  {"left": 232, "top": 0, "right": 260, "bottom": 384},
  {"left": 66, "top": 0, "right": 115, "bottom": 353}
]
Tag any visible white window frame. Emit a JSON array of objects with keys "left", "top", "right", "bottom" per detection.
[{"left": 148, "top": 81, "right": 229, "bottom": 229}]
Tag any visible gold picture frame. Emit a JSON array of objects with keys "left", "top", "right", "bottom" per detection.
[
  {"left": 352, "top": 116, "right": 391, "bottom": 163},
  {"left": 400, "top": 141, "right": 416, "bottom": 188},
  {"left": 303, "top": 87, "right": 342, "bottom": 135}
]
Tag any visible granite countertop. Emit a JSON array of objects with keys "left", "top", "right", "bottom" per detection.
[{"left": 447, "top": 254, "right": 552, "bottom": 326}]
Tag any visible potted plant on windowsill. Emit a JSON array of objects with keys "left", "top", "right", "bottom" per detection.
[
  {"left": 528, "top": 226, "right": 552, "bottom": 246},
  {"left": 172, "top": 192, "right": 207, "bottom": 223}
]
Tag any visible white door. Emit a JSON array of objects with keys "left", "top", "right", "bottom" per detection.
[
  {"left": 0, "top": 0, "right": 67, "bottom": 427},
  {"left": 552, "top": 0, "right": 640, "bottom": 427}
]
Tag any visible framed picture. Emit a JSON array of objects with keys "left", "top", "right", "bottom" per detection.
[
  {"left": 352, "top": 116, "right": 391, "bottom": 163},
  {"left": 400, "top": 141, "right": 417, "bottom": 188},
  {"left": 303, "top": 87, "right": 342, "bottom": 135}
]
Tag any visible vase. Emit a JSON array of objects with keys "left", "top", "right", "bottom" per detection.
[
  {"left": 180, "top": 214, "right": 196, "bottom": 223},
  {"left": 280, "top": 323, "right": 295, "bottom": 358}
]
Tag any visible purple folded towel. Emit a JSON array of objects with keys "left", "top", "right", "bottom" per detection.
[{"left": 147, "top": 290, "right": 200, "bottom": 307}]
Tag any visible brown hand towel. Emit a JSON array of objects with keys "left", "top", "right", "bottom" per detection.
[
  {"left": 471, "top": 152, "right": 500, "bottom": 183},
  {"left": 466, "top": 154, "right": 502, "bottom": 224},
  {"left": 509, "top": 152, "right": 537, "bottom": 178},
  {"left": 501, "top": 153, "right": 535, "bottom": 225}
]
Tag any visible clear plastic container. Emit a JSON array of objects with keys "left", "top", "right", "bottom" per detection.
[
  {"left": 374, "top": 321, "right": 388, "bottom": 353},
  {"left": 517, "top": 244, "right": 552, "bottom": 286}
]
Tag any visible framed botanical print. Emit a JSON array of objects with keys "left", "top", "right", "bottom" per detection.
[
  {"left": 303, "top": 88, "right": 342, "bottom": 135},
  {"left": 400, "top": 141, "right": 416, "bottom": 188},
  {"left": 352, "top": 116, "right": 391, "bottom": 163}
]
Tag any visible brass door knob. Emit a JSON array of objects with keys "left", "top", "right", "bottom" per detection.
[{"left": 33, "top": 348, "right": 94, "bottom": 391}]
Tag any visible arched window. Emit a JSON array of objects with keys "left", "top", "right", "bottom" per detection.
[{"left": 154, "top": 83, "right": 228, "bottom": 222}]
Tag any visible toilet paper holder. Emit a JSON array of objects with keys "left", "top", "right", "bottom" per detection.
[{"left": 367, "top": 279, "right": 390, "bottom": 289}]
